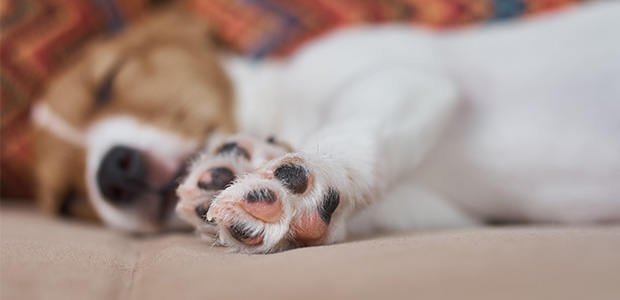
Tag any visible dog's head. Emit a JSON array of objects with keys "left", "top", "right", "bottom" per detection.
[{"left": 32, "top": 8, "right": 235, "bottom": 233}]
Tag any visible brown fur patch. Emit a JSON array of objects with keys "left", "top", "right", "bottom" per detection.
[{"left": 34, "top": 6, "right": 235, "bottom": 221}]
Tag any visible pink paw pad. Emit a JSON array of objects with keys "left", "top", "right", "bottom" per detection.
[
  {"left": 294, "top": 188, "right": 340, "bottom": 245},
  {"left": 197, "top": 167, "right": 235, "bottom": 191},
  {"left": 241, "top": 189, "right": 282, "bottom": 223}
]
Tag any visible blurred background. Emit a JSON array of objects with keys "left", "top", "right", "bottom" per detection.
[{"left": 0, "top": 0, "right": 593, "bottom": 200}]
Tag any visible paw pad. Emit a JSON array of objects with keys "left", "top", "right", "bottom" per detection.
[
  {"left": 197, "top": 167, "right": 235, "bottom": 191},
  {"left": 274, "top": 164, "right": 308, "bottom": 194},
  {"left": 319, "top": 189, "right": 340, "bottom": 225},
  {"left": 229, "top": 222, "right": 263, "bottom": 245},
  {"left": 217, "top": 142, "right": 250, "bottom": 160},
  {"left": 242, "top": 188, "right": 282, "bottom": 223},
  {"left": 245, "top": 189, "right": 277, "bottom": 204}
]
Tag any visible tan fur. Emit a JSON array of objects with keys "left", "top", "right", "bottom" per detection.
[{"left": 34, "top": 6, "right": 234, "bottom": 220}]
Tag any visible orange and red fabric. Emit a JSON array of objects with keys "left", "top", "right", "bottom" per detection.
[{"left": 1, "top": 0, "right": 151, "bottom": 199}]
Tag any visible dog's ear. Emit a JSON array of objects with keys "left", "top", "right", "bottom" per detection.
[
  {"left": 32, "top": 41, "right": 101, "bottom": 221},
  {"left": 34, "top": 127, "right": 99, "bottom": 221}
]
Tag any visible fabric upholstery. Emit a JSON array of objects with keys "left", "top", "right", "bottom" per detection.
[{"left": 2, "top": 205, "right": 619, "bottom": 300}]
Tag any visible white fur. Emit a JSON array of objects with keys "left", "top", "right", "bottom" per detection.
[
  {"left": 209, "top": 1, "right": 620, "bottom": 249},
  {"left": 215, "top": 30, "right": 462, "bottom": 250}
]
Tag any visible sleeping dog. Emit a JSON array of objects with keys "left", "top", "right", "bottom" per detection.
[{"left": 34, "top": 3, "right": 620, "bottom": 252}]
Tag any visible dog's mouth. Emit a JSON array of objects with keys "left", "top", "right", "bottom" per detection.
[
  {"left": 154, "top": 162, "right": 191, "bottom": 222},
  {"left": 133, "top": 154, "right": 197, "bottom": 229}
]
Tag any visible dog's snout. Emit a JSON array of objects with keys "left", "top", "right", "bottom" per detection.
[{"left": 97, "top": 146, "right": 148, "bottom": 205}]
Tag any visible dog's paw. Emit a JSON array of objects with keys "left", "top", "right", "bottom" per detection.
[
  {"left": 175, "top": 135, "right": 288, "bottom": 237},
  {"left": 206, "top": 154, "right": 343, "bottom": 254}
]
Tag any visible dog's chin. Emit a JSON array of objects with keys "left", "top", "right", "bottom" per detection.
[
  {"left": 131, "top": 166, "right": 190, "bottom": 233},
  {"left": 90, "top": 162, "right": 194, "bottom": 234}
]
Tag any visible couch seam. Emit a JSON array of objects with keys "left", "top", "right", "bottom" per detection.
[{"left": 119, "top": 243, "right": 140, "bottom": 300}]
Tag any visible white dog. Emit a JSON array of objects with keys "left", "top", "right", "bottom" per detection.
[
  {"left": 175, "top": 2, "right": 620, "bottom": 253},
  {"left": 33, "top": 1, "right": 619, "bottom": 252}
]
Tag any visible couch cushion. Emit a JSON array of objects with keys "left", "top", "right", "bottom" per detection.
[{"left": 2, "top": 205, "right": 619, "bottom": 300}]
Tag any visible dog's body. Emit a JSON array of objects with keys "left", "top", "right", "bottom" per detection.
[
  {"left": 175, "top": 2, "right": 620, "bottom": 253},
  {"left": 35, "top": 3, "right": 620, "bottom": 253}
]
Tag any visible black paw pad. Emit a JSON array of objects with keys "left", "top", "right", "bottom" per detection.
[
  {"left": 229, "top": 222, "right": 258, "bottom": 243},
  {"left": 197, "top": 167, "right": 234, "bottom": 191},
  {"left": 274, "top": 164, "right": 308, "bottom": 194},
  {"left": 245, "top": 189, "right": 277, "bottom": 204},
  {"left": 320, "top": 189, "right": 340, "bottom": 225},
  {"left": 217, "top": 142, "right": 250, "bottom": 160},
  {"left": 195, "top": 203, "right": 212, "bottom": 223}
]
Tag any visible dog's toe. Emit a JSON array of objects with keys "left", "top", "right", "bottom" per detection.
[
  {"left": 274, "top": 164, "right": 309, "bottom": 194},
  {"left": 216, "top": 142, "right": 251, "bottom": 160},
  {"left": 242, "top": 188, "right": 283, "bottom": 223},
  {"left": 197, "top": 167, "right": 235, "bottom": 191}
]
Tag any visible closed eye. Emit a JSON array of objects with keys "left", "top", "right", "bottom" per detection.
[{"left": 95, "top": 62, "right": 123, "bottom": 106}]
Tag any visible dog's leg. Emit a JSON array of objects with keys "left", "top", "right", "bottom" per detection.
[
  {"left": 206, "top": 67, "right": 459, "bottom": 253},
  {"left": 348, "top": 182, "right": 480, "bottom": 236}
]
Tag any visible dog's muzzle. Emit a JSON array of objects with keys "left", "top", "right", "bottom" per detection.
[{"left": 95, "top": 145, "right": 187, "bottom": 228}]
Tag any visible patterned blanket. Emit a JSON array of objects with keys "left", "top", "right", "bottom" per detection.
[
  {"left": 192, "top": 0, "right": 593, "bottom": 58},
  {"left": 0, "top": 0, "right": 591, "bottom": 198}
]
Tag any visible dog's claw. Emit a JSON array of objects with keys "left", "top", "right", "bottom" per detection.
[{"left": 206, "top": 208, "right": 216, "bottom": 222}]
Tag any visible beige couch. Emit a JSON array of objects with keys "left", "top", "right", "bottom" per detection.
[{"left": 2, "top": 203, "right": 619, "bottom": 300}]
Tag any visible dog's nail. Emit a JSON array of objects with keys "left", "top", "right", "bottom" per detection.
[
  {"left": 206, "top": 208, "right": 216, "bottom": 222},
  {"left": 319, "top": 188, "right": 340, "bottom": 224},
  {"left": 195, "top": 203, "right": 212, "bottom": 222}
]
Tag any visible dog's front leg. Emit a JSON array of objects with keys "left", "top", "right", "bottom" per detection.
[{"left": 204, "top": 67, "right": 459, "bottom": 253}]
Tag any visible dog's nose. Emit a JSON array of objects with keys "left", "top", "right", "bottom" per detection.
[{"left": 97, "top": 146, "right": 148, "bottom": 205}]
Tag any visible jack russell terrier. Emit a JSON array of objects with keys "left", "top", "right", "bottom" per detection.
[{"left": 33, "top": 3, "right": 620, "bottom": 253}]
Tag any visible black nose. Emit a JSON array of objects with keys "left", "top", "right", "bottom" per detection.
[{"left": 96, "top": 146, "right": 148, "bottom": 205}]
